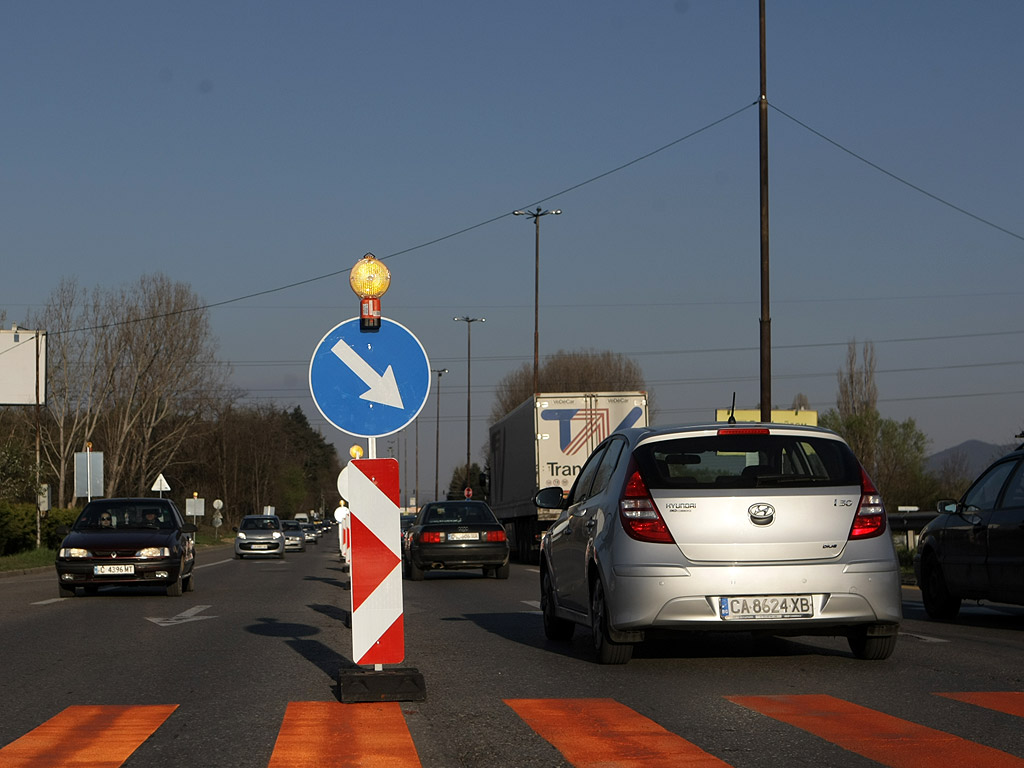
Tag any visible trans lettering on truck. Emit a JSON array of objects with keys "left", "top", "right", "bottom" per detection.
[
  {"left": 540, "top": 406, "right": 646, "bottom": 455},
  {"left": 546, "top": 462, "right": 581, "bottom": 478}
]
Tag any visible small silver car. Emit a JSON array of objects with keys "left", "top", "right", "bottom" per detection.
[
  {"left": 234, "top": 515, "right": 285, "bottom": 559},
  {"left": 535, "top": 424, "right": 902, "bottom": 664},
  {"left": 280, "top": 519, "right": 307, "bottom": 553}
]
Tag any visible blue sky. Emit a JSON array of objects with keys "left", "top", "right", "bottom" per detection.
[{"left": 4, "top": 1, "right": 1023, "bottom": 504}]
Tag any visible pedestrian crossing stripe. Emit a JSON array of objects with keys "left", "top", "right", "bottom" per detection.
[
  {"left": 2, "top": 694, "right": 1022, "bottom": 767},
  {"left": 268, "top": 701, "right": 419, "bottom": 768},
  {"left": 506, "top": 698, "right": 731, "bottom": 767},
  {"left": 728, "top": 693, "right": 1024, "bottom": 768},
  {"left": 0, "top": 704, "right": 177, "bottom": 768},
  {"left": 937, "top": 691, "right": 1024, "bottom": 718}
]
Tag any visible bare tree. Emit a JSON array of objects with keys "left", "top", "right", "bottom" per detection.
[
  {"left": 837, "top": 341, "right": 877, "bottom": 419},
  {"left": 491, "top": 349, "right": 647, "bottom": 424},
  {"left": 832, "top": 341, "right": 879, "bottom": 474},
  {"left": 28, "top": 279, "right": 118, "bottom": 506},
  {"left": 29, "top": 275, "right": 231, "bottom": 503},
  {"left": 94, "top": 274, "right": 231, "bottom": 496}
]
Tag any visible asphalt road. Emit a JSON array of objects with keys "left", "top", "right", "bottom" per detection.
[{"left": 1, "top": 531, "right": 1022, "bottom": 767}]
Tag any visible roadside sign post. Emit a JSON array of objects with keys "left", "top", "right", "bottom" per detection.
[
  {"left": 151, "top": 473, "right": 171, "bottom": 498},
  {"left": 212, "top": 499, "right": 224, "bottom": 540},
  {"left": 74, "top": 445, "right": 103, "bottom": 502},
  {"left": 185, "top": 495, "right": 205, "bottom": 519}
]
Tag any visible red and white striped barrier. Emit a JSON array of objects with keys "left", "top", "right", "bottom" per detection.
[{"left": 346, "top": 458, "right": 403, "bottom": 665}]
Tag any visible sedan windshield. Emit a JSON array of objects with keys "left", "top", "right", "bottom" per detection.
[
  {"left": 242, "top": 517, "right": 280, "bottom": 530},
  {"left": 74, "top": 503, "right": 174, "bottom": 530}
]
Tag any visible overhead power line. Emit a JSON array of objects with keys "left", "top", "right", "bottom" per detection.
[
  {"left": 769, "top": 102, "right": 1024, "bottom": 243},
  {"left": 52, "top": 98, "right": 1022, "bottom": 337}
]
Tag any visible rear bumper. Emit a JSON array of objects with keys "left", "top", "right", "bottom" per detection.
[
  {"left": 606, "top": 559, "right": 902, "bottom": 631},
  {"left": 409, "top": 542, "right": 510, "bottom": 571}
]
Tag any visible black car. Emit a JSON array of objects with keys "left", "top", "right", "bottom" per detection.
[
  {"left": 914, "top": 445, "right": 1024, "bottom": 619},
  {"left": 402, "top": 500, "right": 510, "bottom": 580},
  {"left": 55, "top": 498, "right": 197, "bottom": 597}
]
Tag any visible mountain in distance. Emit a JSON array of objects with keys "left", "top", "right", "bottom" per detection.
[{"left": 925, "top": 440, "right": 1018, "bottom": 479}]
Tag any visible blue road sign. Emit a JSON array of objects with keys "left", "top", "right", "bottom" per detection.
[{"left": 309, "top": 317, "right": 431, "bottom": 438}]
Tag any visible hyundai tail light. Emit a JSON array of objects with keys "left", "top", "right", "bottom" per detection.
[
  {"left": 849, "top": 467, "right": 887, "bottom": 539},
  {"left": 619, "top": 464, "right": 674, "bottom": 544}
]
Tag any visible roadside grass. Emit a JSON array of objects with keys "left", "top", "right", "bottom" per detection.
[{"left": 0, "top": 547, "right": 56, "bottom": 573}]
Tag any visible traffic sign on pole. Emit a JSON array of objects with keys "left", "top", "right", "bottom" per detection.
[{"left": 309, "top": 317, "right": 430, "bottom": 439}]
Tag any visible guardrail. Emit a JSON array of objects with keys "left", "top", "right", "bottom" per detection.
[{"left": 888, "top": 509, "right": 939, "bottom": 549}]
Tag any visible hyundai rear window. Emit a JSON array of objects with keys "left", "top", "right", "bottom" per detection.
[{"left": 635, "top": 434, "right": 861, "bottom": 489}]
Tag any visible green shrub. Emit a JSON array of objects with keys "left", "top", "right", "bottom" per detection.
[{"left": 0, "top": 502, "right": 79, "bottom": 556}]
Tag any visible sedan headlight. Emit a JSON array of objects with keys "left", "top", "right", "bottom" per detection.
[
  {"left": 136, "top": 547, "right": 171, "bottom": 558},
  {"left": 236, "top": 532, "right": 247, "bottom": 540},
  {"left": 59, "top": 547, "right": 90, "bottom": 558},
  {"left": 272, "top": 532, "right": 282, "bottom": 540}
]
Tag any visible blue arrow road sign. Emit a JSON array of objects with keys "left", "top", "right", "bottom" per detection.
[{"left": 309, "top": 317, "right": 431, "bottom": 438}]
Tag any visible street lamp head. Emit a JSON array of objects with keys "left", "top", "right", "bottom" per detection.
[{"left": 513, "top": 207, "right": 561, "bottom": 219}]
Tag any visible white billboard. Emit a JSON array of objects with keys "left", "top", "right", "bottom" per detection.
[{"left": 0, "top": 328, "right": 46, "bottom": 405}]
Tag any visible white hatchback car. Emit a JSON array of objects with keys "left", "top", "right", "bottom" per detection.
[{"left": 535, "top": 423, "right": 902, "bottom": 664}]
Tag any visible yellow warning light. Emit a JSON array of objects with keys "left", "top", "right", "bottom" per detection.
[
  {"left": 349, "top": 253, "right": 391, "bottom": 299},
  {"left": 349, "top": 445, "right": 364, "bottom": 459}
]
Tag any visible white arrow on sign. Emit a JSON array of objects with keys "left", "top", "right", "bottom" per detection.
[
  {"left": 330, "top": 338, "right": 404, "bottom": 409},
  {"left": 146, "top": 605, "right": 216, "bottom": 627}
]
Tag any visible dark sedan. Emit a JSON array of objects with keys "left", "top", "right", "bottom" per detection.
[
  {"left": 914, "top": 445, "right": 1024, "bottom": 619},
  {"left": 402, "top": 500, "right": 510, "bottom": 580},
  {"left": 55, "top": 498, "right": 197, "bottom": 597}
]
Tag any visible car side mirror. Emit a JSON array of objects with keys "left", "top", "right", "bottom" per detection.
[
  {"left": 181, "top": 523, "right": 198, "bottom": 534},
  {"left": 960, "top": 505, "right": 983, "bottom": 525},
  {"left": 935, "top": 499, "right": 958, "bottom": 514},
  {"left": 534, "top": 486, "right": 566, "bottom": 510}
]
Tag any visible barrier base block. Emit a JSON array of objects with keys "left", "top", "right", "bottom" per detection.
[{"left": 338, "top": 667, "right": 427, "bottom": 703}]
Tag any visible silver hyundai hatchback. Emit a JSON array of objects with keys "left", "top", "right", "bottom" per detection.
[{"left": 535, "top": 424, "right": 902, "bottom": 664}]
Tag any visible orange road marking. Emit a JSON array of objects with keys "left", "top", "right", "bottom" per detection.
[
  {"left": 937, "top": 692, "right": 1024, "bottom": 718},
  {"left": 268, "top": 701, "right": 421, "bottom": 768},
  {"left": 0, "top": 704, "right": 177, "bottom": 768},
  {"left": 728, "top": 694, "right": 1024, "bottom": 768},
  {"left": 505, "top": 698, "right": 731, "bottom": 767}
]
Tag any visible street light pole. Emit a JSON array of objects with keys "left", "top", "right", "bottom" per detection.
[
  {"left": 513, "top": 207, "right": 561, "bottom": 394},
  {"left": 453, "top": 316, "right": 484, "bottom": 491},
  {"left": 758, "top": 0, "right": 772, "bottom": 422},
  {"left": 432, "top": 367, "right": 447, "bottom": 501}
]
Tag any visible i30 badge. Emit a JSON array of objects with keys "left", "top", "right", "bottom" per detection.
[{"left": 748, "top": 503, "right": 775, "bottom": 526}]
